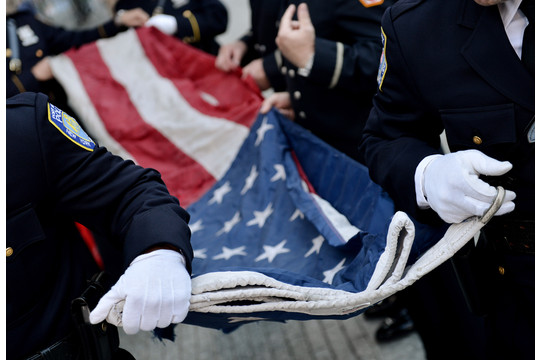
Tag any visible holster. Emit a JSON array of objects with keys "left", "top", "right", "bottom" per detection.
[{"left": 71, "top": 272, "right": 134, "bottom": 360}]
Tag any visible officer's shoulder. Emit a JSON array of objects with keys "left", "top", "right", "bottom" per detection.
[
  {"left": 388, "top": 0, "right": 425, "bottom": 21},
  {"left": 7, "top": 92, "right": 46, "bottom": 108}
]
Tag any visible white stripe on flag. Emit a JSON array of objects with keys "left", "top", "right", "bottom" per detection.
[
  {"left": 49, "top": 54, "right": 133, "bottom": 161},
  {"left": 301, "top": 181, "right": 360, "bottom": 243},
  {"left": 97, "top": 29, "right": 249, "bottom": 180}
]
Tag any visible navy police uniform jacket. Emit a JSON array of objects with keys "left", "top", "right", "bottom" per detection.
[
  {"left": 253, "top": 0, "right": 394, "bottom": 161},
  {"left": 115, "top": 0, "right": 227, "bottom": 55},
  {"left": 7, "top": 92, "right": 194, "bottom": 360},
  {"left": 6, "top": 8, "right": 124, "bottom": 100},
  {"left": 360, "top": 0, "right": 534, "bottom": 222},
  {"left": 239, "top": 0, "right": 288, "bottom": 92}
]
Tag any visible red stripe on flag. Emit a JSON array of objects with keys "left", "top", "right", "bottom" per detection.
[
  {"left": 67, "top": 42, "right": 215, "bottom": 206},
  {"left": 137, "top": 28, "right": 262, "bottom": 128},
  {"left": 291, "top": 150, "right": 317, "bottom": 194}
]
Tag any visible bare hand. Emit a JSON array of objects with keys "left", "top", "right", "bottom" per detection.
[
  {"left": 260, "top": 92, "right": 294, "bottom": 120},
  {"left": 215, "top": 41, "right": 248, "bottom": 72},
  {"left": 276, "top": 3, "right": 315, "bottom": 68},
  {"left": 242, "top": 58, "right": 271, "bottom": 91},
  {"left": 31, "top": 57, "right": 53, "bottom": 81},
  {"left": 118, "top": 8, "right": 149, "bottom": 27}
]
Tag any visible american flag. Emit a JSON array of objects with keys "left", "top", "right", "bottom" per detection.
[{"left": 50, "top": 28, "right": 491, "bottom": 334}]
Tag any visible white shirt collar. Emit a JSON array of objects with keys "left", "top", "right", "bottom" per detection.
[{"left": 498, "top": 0, "right": 523, "bottom": 29}]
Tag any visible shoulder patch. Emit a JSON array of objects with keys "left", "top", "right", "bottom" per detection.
[
  {"left": 47, "top": 103, "right": 95, "bottom": 151},
  {"left": 358, "top": 0, "right": 384, "bottom": 7},
  {"left": 376, "top": 28, "right": 388, "bottom": 91}
]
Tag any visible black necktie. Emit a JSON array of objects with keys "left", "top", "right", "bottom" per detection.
[{"left": 520, "top": 0, "right": 534, "bottom": 75}]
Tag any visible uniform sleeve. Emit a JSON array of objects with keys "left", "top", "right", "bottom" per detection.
[
  {"left": 173, "top": 0, "right": 227, "bottom": 44},
  {"left": 262, "top": 51, "right": 288, "bottom": 91},
  {"left": 305, "top": 0, "right": 387, "bottom": 93},
  {"left": 359, "top": 9, "right": 442, "bottom": 218},
  {"left": 32, "top": 94, "right": 193, "bottom": 272},
  {"left": 39, "top": 18, "right": 122, "bottom": 55}
]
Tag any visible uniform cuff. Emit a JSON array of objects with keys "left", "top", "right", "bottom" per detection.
[{"left": 414, "top": 154, "right": 442, "bottom": 209}]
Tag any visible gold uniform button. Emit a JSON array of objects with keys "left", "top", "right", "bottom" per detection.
[
  {"left": 6, "top": 247, "right": 14, "bottom": 257},
  {"left": 7, "top": 48, "right": 12, "bottom": 57},
  {"left": 294, "top": 91, "right": 301, "bottom": 100},
  {"left": 36, "top": 49, "right": 43, "bottom": 58},
  {"left": 473, "top": 136, "right": 482, "bottom": 145},
  {"left": 498, "top": 266, "right": 505, "bottom": 275}
]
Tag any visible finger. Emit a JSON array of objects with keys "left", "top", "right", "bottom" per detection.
[
  {"left": 89, "top": 291, "right": 121, "bottom": 324},
  {"left": 503, "top": 189, "right": 517, "bottom": 202},
  {"left": 231, "top": 49, "right": 243, "bottom": 66},
  {"left": 465, "top": 176, "right": 498, "bottom": 201},
  {"left": 469, "top": 151, "right": 513, "bottom": 176},
  {"left": 494, "top": 200, "right": 516, "bottom": 216},
  {"left": 105, "top": 301, "right": 125, "bottom": 327},
  {"left": 121, "top": 297, "right": 143, "bottom": 335},
  {"left": 260, "top": 98, "right": 275, "bottom": 114},
  {"left": 297, "top": 3, "right": 312, "bottom": 27},
  {"left": 279, "top": 108, "right": 295, "bottom": 121},
  {"left": 279, "top": 4, "right": 296, "bottom": 32}
]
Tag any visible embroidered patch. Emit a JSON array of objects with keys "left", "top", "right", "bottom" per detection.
[
  {"left": 17, "top": 25, "right": 39, "bottom": 46},
  {"left": 377, "top": 28, "right": 388, "bottom": 91},
  {"left": 47, "top": 103, "right": 95, "bottom": 151},
  {"left": 527, "top": 121, "right": 534, "bottom": 143},
  {"left": 359, "top": 0, "right": 384, "bottom": 7}
]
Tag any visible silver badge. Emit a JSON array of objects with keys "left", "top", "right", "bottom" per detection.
[{"left": 17, "top": 25, "right": 39, "bottom": 47}]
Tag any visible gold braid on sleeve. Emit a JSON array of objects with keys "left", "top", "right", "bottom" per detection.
[{"left": 182, "top": 10, "right": 200, "bottom": 43}]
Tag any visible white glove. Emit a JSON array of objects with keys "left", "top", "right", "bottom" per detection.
[
  {"left": 418, "top": 149, "right": 516, "bottom": 224},
  {"left": 145, "top": 14, "right": 177, "bottom": 35},
  {"left": 89, "top": 249, "right": 191, "bottom": 334}
]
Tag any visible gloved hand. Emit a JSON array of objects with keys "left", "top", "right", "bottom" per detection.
[
  {"left": 420, "top": 149, "right": 516, "bottom": 223},
  {"left": 145, "top": 14, "right": 177, "bottom": 35},
  {"left": 89, "top": 249, "right": 191, "bottom": 334}
]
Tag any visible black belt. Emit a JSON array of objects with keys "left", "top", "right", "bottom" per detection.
[
  {"left": 26, "top": 336, "right": 78, "bottom": 360},
  {"left": 484, "top": 219, "right": 534, "bottom": 254}
]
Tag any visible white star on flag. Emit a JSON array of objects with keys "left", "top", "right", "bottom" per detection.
[
  {"left": 212, "top": 246, "right": 248, "bottom": 260},
  {"left": 289, "top": 209, "right": 304, "bottom": 222},
  {"left": 255, "top": 240, "right": 290, "bottom": 263},
  {"left": 189, "top": 219, "right": 204, "bottom": 233},
  {"left": 270, "top": 164, "right": 286, "bottom": 182},
  {"left": 304, "top": 235, "right": 325, "bottom": 258},
  {"left": 246, "top": 203, "right": 274, "bottom": 228},
  {"left": 255, "top": 116, "right": 274, "bottom": 146},
  {"left": 193, "top": 248, "right": 207, "bottom": 259},
  {"left": 240, "top": 165, "right": 258, "bottom": 195},
  {"left": 208, "top": 181, "right": 232, "bottom": 205},
  {"left": 322, "top": 258, "right": 347, "bottom": 284},
  {"left": 216, "top": 211, "right": 242, "bottom": 235}
]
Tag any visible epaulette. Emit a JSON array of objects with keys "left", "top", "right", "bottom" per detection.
[{"left": 389, "top": 0, "right": 425, "bottom": 21}]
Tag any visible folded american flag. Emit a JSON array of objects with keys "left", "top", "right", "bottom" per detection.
[{"left": 50, "top": 28, "right": 498, "bottom": 334}]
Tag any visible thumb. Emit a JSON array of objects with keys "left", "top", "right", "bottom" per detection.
[
  {"left": 297, "top": 3, "right": 312, "bottom": 26},
  {"left": 89, "top": 290, "right": 121, "bottom": 324},
  {"left": 468, "top": 150, "right": 513, "bottom": 176}
]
